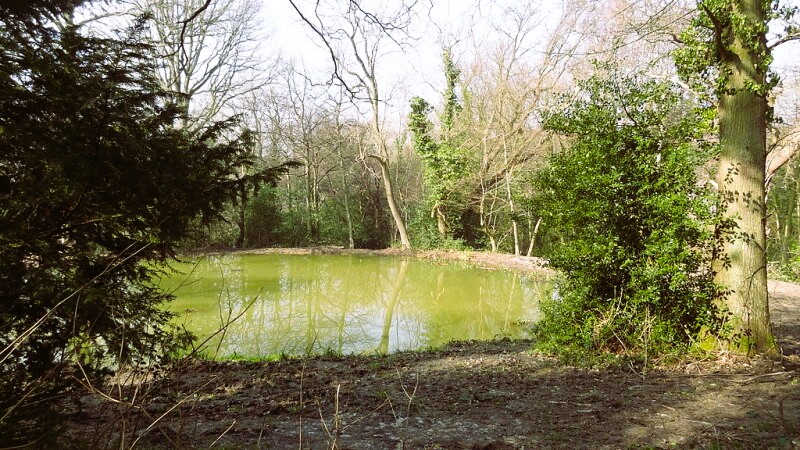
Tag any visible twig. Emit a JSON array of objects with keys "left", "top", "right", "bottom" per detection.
[
  {"left": 298, "top": 363, "right": 306, "bottom": 450},
  {"left": 208, "top": 420, "right": 236, "bottom": 448},
  {"left": 128, "top": 374, "right": 220, "bottom": 449},
  {"left": 737, "top": 371, "right": 792, "bottom": 384},
  {"left": 317, "top": 384, "right": 342, "bottom": 449},
  {"left": 395, "top": 367, "right": 418, "bottom": 421},
  {"left": 186, "top": 290, "right": 261, "bottom": 359}
]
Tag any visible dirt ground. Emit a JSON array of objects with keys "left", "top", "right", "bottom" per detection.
[{"left": 62, "top": 249, "right": 800, "bottom": 449}]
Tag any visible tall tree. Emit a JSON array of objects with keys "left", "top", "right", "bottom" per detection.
[
  {"left": 0, "top": 3, "right": 252, "bottom": 442},
  {"left": 126, "top": 0, "right": 269, "bottom": 127},
  {"left": 287, "top": 0, "right": 416, "bottom": 249},
  {"left": 675, "top": 0, "right": 800, "bottom": 354},
  {"left": 408, "top": 49, "right": 470, "bottom": 240},
  {"left": 456, "top": 0, "right": 581, "bottom": 253}
]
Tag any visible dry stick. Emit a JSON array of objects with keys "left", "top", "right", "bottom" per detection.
[
  {"left": 333, "top": 384, "right": 341, "bottom": 439},
  {"left": 118, "top": 369, "right": 160, "bottom": 448},
  {"left": 73, "top": 346, "right": 177, "bottom": 447},
  {"left": 213, "top": 286, "right": 234, "bottom": 359},
  {"left": 738, "top": 371, "right": 792, "bottom": 384},
  {"left": 317, "top": 384, "right": 342, "bottom": 449},
  {"left": 385, "top": 395, "right": 398, "bottom": 423},
  {"left": 339, "top": 397, "right": 393, "bottom": 432},
  {"left": 298, "top": 363, "right": 306, "bottom": 450},
  {"left": 74, "top": 361, "right": 142, "bottom": 408},
  {"left": 74, "top": 361, "right": 175, "bottom": 447},
  {"left": 395, "top": 367, "right": 419, "bottom": 421},
  {"left": 208, "top": 420, "right": 237, "bottom": 448},
  {"left": 128, "top": 374, "right": 220, "bottom": 449},
  {"left": 211, "top": 264, "right": 234, "bottom": 359},
  {"left": 76, "top": 326, "right": 177, "bottom": 449},
  {"left": 257, "top": 414, "right": 269, "bottom": 449}
]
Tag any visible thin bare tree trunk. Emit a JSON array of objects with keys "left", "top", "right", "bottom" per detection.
[
  {"left": 369, "top": 154, "right": 411, "bottom": 250},
  {"left": 339, "top": 152, "right": 355, "bottom": 249},
  {"left": 505, "top": 167, "right": 520, "bottom": 255},
  {"left": 526, "top": 217, "right": 542, "bottom": 257}
]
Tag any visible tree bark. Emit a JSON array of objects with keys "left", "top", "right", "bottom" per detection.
[
  {"left": 526, "top": 216, "right": 542, "bottom": 257},
  {"left": 339, "top": 150, "right": 355, "bottom": 249},
  {"left": 505, "top": 167, "right": 520, "bottom": 255},
  {"left": 433, "top": 204, "right": 447, "bottom": 237},
  {"left": 369, "top": 154, "right": 411, "bottom": 250},
  {"left": 713, "top": 0, "right": 776, "bottom": 354}
]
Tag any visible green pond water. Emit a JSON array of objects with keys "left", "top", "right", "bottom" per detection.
[{"left": 157, "top": 254, "right": 550, "bottom": 358}]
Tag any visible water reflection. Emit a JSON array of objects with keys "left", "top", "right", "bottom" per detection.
[{"left": 159, "top": 254, "right": 550, "bottom": 359}]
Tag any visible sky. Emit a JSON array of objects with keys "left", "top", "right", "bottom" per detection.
[
  {"left": 262, "top": 0, "right": 477, "bottom": 120},
  {"left": 261, "top": 0, "right": 570, "bottom": 125},
  {"left": 263, "top": 0, "right": 800, "bottom": 126},
  {"left": 79, "top": 0, "right": 800, "bottom": 125}
]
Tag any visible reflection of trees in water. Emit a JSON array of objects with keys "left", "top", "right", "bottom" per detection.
[
  {"left": 376, "top": 259, "right": 409, "bottom": 353},
  {"left": 167, "top": 255, "right": 550, "bottom": 358},
  {"left": 404, "top": 265, "right": 545, "bottom": 348}
]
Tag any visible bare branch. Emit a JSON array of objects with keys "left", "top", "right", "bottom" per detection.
[
  {"left": 178, "top": 0, "right": 212, "bottom": 63},
  {"left": 768, "top": 32, "right": 800, "bottom": 50}
]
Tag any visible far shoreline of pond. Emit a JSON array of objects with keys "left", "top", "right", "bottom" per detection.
[{"left": 182, "top": 246, "right": 556, "bottom": 279}]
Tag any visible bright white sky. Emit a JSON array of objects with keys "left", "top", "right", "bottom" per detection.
[
  {"left": 79, "top": 0, "right": 800, "bottom": 124},
  {"left": 263, "top": 0, "right": 473, "bottom": 121},
  {"left": 263, "top": 0, "right": 800, "bottom": 125},
  {"left": 262, "top": 0, "right": 568, "bottom": 125}
]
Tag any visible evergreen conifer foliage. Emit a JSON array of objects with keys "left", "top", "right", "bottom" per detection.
[
  {"left": 533, "top": 72, "right": 723, "bottom": 358},
  {"left": 0, "top": 3, "right": 252, "bottom": 443}
]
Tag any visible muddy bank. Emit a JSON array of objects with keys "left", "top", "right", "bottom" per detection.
[
  {"left": 61, "top": 249, "right": 800, "bottom": 449},
  {"left": 228, "top": 246, "right": 555, "bottom": 276},
  {"left": 63, "top": 339, "right": 799, "bottom": 449}
]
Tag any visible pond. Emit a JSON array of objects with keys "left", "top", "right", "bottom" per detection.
[{"left": 157, "top": 254, "right": 550, "bottom": 359}]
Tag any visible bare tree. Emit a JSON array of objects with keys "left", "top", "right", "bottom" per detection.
[
  {"left": 287, "top": 0, "right": 420, "bottom": 249},
  {"left": 455, "top": 0, "right": 591, "bottom": 253},
  {"left": 127, "top": 0, "right": 271, "bottom": 127}
]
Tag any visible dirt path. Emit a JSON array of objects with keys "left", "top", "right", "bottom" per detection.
[
  {"left": 769, "top": 280, "right": 800, "bottom": 356},
  {"left": 63, "top": 250, "right": 800, "bottom": 449}
]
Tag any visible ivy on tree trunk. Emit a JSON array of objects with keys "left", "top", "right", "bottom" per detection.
[{"left": 675, "top": 0, "right": 779, "bottom": 354}]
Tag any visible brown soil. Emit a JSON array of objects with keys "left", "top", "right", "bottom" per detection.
[{"left": 62, "top": 249, "right": 800, "bottom": 449}]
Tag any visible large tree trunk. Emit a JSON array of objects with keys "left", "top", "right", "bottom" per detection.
[{"left": 713, "top": 0, "right": 776, "bottom": 354}]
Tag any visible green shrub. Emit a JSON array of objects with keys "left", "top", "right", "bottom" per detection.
[
  {"left": 246, "top": 185, "right": 283, "bottom": 247},
  {"left": 407, "top": 202, "right": 470, "bottom": 250},
  {"left": 0, "top": 8, "right": 249, "bottom": 443},
  {"left": 532, "top": 69, "right": 723, "bottom": 361}
]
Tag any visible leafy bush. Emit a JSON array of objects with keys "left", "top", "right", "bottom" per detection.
[
  {"left": 246, "top": 185, "right": 284, "bottom": 247},
  {"left": 532, "top": 70, "right": 723, "bottom": 360},
  {"left": 407, "top": 202, "right": 470, "bottom": 250}
]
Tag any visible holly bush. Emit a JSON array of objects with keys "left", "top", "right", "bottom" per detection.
[{"left": 532, "top": 70, "right": 724, "bottom": 360}]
